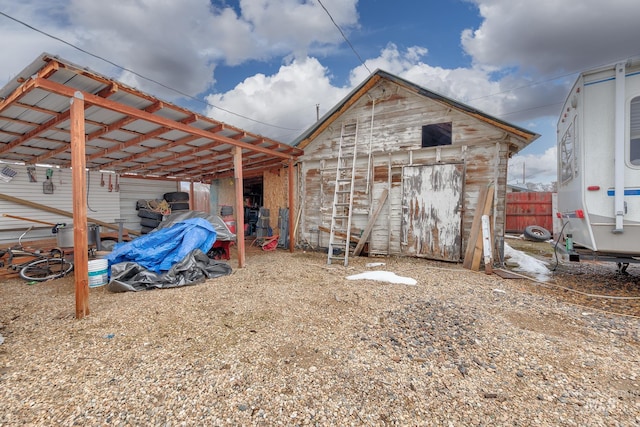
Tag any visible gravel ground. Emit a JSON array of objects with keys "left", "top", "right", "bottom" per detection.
[{"left": 1, "top": 246, "right": 639, "bottom": 426}]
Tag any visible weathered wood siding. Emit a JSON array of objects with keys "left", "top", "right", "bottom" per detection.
[
  {"left": 401, "top": 163, "right": 464, "bottom": 261},
  {"left": 298, "top": 80, "right": 512, "bottom": 258}
]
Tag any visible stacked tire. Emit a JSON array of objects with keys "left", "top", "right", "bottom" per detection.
[
  {"left": 164, "top": 191, "right": 190, "bottom": 212},
  {"left": 138, "top": 208, "right": 163, "bottom": 234}
]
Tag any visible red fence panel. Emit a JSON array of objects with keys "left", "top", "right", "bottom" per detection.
[{"left": 505, "top": 192, "right": 553, "bottom": 234}]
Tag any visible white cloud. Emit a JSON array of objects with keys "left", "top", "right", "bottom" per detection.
[
  {"left": 239, "top": 0, "right": 359, "bottom": 59},
  {"left": 462, "top": 0, "right": 640, "bottom": 75},
  {"left": 0, "top": 0, "right": 359, "bottom": 100},
  {"left": 3, "top": 0, "right": 638, "bottom": 186},
  {"left": 204, "top": 57, "right": 351, "bottom": 142},
  {"left": 508, "top": 146, "right": 558, "bottom": 186}
]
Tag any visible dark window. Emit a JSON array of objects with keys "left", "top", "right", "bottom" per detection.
[
  {"left": 630, "top": 96, "right": 640, "bottom": 166},
  {"left": 422, "top": 122, "right": 452, "bottom": 148}
]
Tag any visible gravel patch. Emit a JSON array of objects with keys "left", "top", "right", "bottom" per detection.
[{"left": 1, "top": 249, "right": 639, "bottom": 426}]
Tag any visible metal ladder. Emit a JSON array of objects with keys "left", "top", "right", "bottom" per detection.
[{"left": 327, "top": 121, "right": 358, "bottom": 266}]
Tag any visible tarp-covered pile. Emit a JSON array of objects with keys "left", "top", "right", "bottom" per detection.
[{"left": 106, "top": 217, "right": 232, "bottom": 292}]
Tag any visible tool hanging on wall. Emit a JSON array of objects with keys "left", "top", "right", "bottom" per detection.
[
  {"left": 115, "top": 174, "right": 119, "bottom": 192},
  {"left": 108, "top": 174, "right": 113, "bottom": 192},
  {"left": 101, "top": 173, "right": 105, "bottom": 187},
  {"left": 27, "top": 166, "right": 37, "bottom": 182},
  {"left": 43, "top": 168, "right": 54, "bottom": 194}
]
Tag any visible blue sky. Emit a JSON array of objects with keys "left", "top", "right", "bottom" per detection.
[{"left": 2, "top": 0, "right": 640, "bottom": 186}]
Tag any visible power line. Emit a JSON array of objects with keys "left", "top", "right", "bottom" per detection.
[
  {"left": 468, "top": 51, "right": 640, "bottom": 104},
  {"left": 317, "top": 0, "right": 371, "bottom": 74},
  {"left": 0, "top": 10, "right": 301, "bottom": 132}
]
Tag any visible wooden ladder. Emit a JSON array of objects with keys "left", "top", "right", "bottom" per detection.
[{"left": 327, "top": 122, "right": 358, "bottom": 266}]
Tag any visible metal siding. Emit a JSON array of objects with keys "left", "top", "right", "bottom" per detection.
[
  {"left": 401, "top": 164, "right": 464, "bottom": 261},
  {"left": 118, "top": 177, "right": 178, "bottom": 232},
  {"left": 0, "top": 165, "right": 121, "bottom": 244}
]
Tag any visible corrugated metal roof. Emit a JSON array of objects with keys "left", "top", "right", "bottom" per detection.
[{"left": 0, "top": 53, "right": 302, "bottom": 182}]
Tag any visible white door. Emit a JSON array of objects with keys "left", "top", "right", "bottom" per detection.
[{"left": 401, "top": 163, "right": 463, "bottom": 261}]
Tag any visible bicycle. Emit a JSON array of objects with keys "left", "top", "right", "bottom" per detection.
[{"left": 0, "top": 225, "right": 74, "bottom": 281}]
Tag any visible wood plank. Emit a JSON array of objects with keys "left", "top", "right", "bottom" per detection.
[
  {"left": 353, "top": 188, "right": 388, "bottom": 256},
  {"left": 462, "top": 186, "right": 488, "bottom": 269},
  {"left": 0, "top": 193, "right": 140, "bottom": 236},
  {"left": 471, "top": 185, "right": 495, "bottom": 271},
  {"left": 462, "top": 184, "right": 494, "bottom": 270}
]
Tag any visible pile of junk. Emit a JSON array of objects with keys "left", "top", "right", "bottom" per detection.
[{"left": 104, "top": 211, "right": 235, "bottom": 292}]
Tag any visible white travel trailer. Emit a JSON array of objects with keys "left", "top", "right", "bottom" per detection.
[{"left": 557, "top": 58, "right": 640, "bottom": 268}]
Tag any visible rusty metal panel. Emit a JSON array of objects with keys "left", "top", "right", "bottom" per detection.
[
  {"left": 505, "top": 191, "right": 553, "bottom": 233},
  {"left": 401, "top": 163, "right": 463, "bottom": 261}
]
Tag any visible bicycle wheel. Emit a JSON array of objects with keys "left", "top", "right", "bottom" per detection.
[{"left": 20, "top": 258, "right": 74, "bottom": 281}]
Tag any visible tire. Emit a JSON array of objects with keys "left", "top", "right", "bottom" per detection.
[
  {"left": 140, "top": 226, "right": 155, "bottom": 234},
  {"left": 138, "top": 208, "right": 163, "bottom": 221},
  {"left": 164, "top": 191, "right": 189, "bottom": 203},
  {"left": 140, "top": 217, "right": 161, "bottom": 228},
  {"left": 170, "top": 202, "right": 190, "bottom": 211},
  {"left": 523, "top": 225, "right": 551, "bottom": 242},
  {"left": 135, "top": 199, "right": 149, "bottom": 211},
  {"left": 20, "top": 258, "right": 74, "bottom": 281}
]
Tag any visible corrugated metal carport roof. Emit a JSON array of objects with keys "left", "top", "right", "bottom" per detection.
[
  {"left": 0, "top": 53, "right": 301, "bottom": 318},
  {"left": 0, "top": 53, "right": 302, "bottom": 181}
]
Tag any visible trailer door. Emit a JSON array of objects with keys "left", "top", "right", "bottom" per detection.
[{"left": 401, "top": 163, "right": 463, "bottom": 261}]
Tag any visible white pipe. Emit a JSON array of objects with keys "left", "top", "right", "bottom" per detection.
[
  {"left": 613, "top": 62, "right": 626, "bottom": 233},
  {"left": 481, "top": 215, "right": 492, "bottom": 274}
]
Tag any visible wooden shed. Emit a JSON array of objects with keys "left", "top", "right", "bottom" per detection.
[{"left": 293, "top": 70, "right": 539, "bottom": 264}]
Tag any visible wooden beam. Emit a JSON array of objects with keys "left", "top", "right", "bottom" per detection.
[
  {"left": 0, "top": 193, "right": 139, "bottom": 236},
  {"left": 288, "top": 159, "right": 295, "bottom": 252},
  {"left": 0, "top": 61, "right": 58, "bottom": 115},
  {"left": 353, "top": 188, "right": 388, "bottom": 256},
  {"left": 233, "top": 146, "right": 246, "bottom": 268},
  {"left": 34, "top": 78, "right": 296, "bottom": 160},
  {"left": 70, "top": 92, "right": 89, "bottom": 319}
]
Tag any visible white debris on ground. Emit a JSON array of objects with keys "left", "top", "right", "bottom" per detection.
[
  {"left": 504, "top": 242, "right": 551, "bottom": 281},
  {"left": 346, "top": 271, "right": 417, "bottom": 285},
  {"left": 365, "top": 262, "right": 386, "bottom": 268}
]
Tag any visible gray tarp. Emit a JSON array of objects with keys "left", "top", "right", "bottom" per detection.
[
  {"left": 157, "top": 211, "right": 236, "bottom": 241},
  {"left": 106, "top": 249, "right": 232, "bottom": 292},
  {"left": 105, "top": 212, "right": 235, "bottom": 292}
]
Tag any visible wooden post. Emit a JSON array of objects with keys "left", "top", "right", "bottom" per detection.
[
  {"left": 70, "top": 91, "right": 89, "bottom": 319},
  {"left": 233, "top": 146, "right": 246, "bottom": 267},
  {"left": 288, "top": 158, "right": 295, "bottom": 252}
]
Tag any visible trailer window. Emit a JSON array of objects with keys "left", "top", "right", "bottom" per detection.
[
  {"left": 630, "top": 97, "right": 640, "bottom": 165},
  {"left": 560, "top": 120, "right": 576, "bottom": 183},
  {"left": 422, "top": 122, "right": 452, "bottom": 147}
]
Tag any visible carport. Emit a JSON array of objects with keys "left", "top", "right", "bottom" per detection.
[{"left": 0, "top": 53, "right": 303, "bottom": 318}]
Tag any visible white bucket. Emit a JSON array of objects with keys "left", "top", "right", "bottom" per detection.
[{"left": 88, "top": 258, "right": 109, "bottom": 288}]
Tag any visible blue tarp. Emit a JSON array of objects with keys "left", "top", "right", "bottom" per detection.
[{"left": 106, "top": 218, "right": 217, "bottom": 273}]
